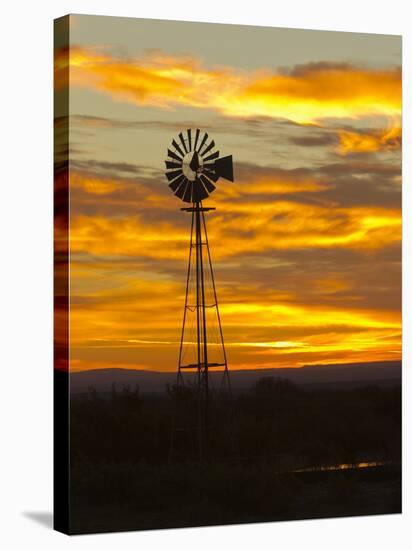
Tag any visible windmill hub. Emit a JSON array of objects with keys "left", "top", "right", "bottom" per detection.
[{"left": 182, "top": 151, "right": 203, "bottom": 181}]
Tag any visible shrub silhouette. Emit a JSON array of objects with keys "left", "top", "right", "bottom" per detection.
[{"left": 69, "top": 377, "right": 401, "bottom": 532}]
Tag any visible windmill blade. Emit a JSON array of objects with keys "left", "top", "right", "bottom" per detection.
[
  {"left": 187, "top": 129, "right": 192, "bottom": 151},
  {"left": 169, "top": 174, "right": 186, "bottom": 192},
  {"left": 167, "top": 148, "right": 183, "bottom": 162},
  {"left": 166, "top": 169, "right": 182, "bottom": 182},
  {"left": 197, "top": 132, "right": 208, "bottom": 154},
  {"left": 199, "top": 184, "right": 209, "bottom": 200},
  {"left": 192, "top": 180, "right": 209, "bottom": 202},
  {"left": 193, "top": 128, "right": 200, "bottom": 152},
  {"left": 172, "top": 139, "right": 185, "bottom": 158},
  {"left": 175, "top": 179, "right": 189, "bottom": 200},
  {"left": 199, "top": 174, "right": 216, "bottom": 194},
  {"left": 203, "top": 167, "right": 219, "bottom": 182},
  {"left": 201, "top": 139, "right": 215, "bottom": 157},
  {"left": 182, "top": 181, "right": 193, "bottom": 203},
  {"left": 179, "top": 132, "right": 188, "bottom": 153},
  {"left": 203, "top": 150, "right": 219, "bottom": 163},
  {"left": 165, "top": 160, "right": 182, "bottom": 170},
  {"left": 214, "top": 155, "right": 234, "bottom": 182}
]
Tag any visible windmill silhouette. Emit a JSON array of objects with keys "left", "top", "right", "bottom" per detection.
[{"left": 165, "top": 129, "right": 234, "bottom": 461}]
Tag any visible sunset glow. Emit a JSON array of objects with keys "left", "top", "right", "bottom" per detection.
[{"left": 55, "top": 17, "right": 401, "bottom": 373}]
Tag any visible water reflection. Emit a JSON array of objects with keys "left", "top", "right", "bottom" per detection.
[{"left": 292, "top": 460, "right": 389, "bottom": 473}]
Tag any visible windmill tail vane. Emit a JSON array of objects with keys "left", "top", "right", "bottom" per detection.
[{"left": 165, "top": 129, "right": 234, "bottom": 462}]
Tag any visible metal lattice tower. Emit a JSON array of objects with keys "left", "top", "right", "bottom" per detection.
[{"left": 164, "top": 129, "right": 234, "bottom": 461}]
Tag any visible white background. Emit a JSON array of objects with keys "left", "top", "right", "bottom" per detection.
[{"left": 0, "top": 0, "right": 410, "bottom": 548}]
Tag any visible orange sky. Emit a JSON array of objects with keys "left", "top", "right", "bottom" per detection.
[
  {"left": 56, "top": 46, "right": 401, "bottom": 124},
  {"left": 55, "top": 16, "right": 401, "bottom": 373}
]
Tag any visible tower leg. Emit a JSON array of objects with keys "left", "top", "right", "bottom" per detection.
[
  {"left": 201, "top": 209, "right": 231, "bottom": 398},
  {"left": 195, "top": 204, "right": 204, "bottom": 460},
  {"left": 197, "top": 202, "right": 210, "bottom": 461}
]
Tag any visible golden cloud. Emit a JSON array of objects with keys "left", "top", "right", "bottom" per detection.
[
  {"left": 207, "top": 201, "right": 401, "bottom": 256},
  {"left": 55, "top": 47, "right": 401, "bottom": 124},
  {"left": 338, "top": 124, "right": 402, "bottom": 155},
  {"left": 68, "top": 255, "right": 401, "bottom": 372},
  {"left": 68, "top": 165, "right": 401, "bottom": 262},
  {"left": 219, "top": 177, "right": 330, "bottom": 198},
  {"left": 68, "top": 199, "right": 400, "bottom": 263}
]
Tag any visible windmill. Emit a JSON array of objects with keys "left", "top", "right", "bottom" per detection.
[{"left": 165, "top": 129, "right": 234, "bottom": 461}]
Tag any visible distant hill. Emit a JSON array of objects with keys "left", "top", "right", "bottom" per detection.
[{"left": 69, "top": 360, "right": 401, "bottom": 394}]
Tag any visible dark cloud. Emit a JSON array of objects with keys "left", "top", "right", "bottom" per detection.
[
  {"left": 231, "top": 159, "right": 401, "bottom": 210},
  {"left": 280, "top": 61, "right": 353, "bottom": 77},
  {"left": 289, "top": 133, "right": 338, "bottom": 147},
  {"left": 71, "top": 159, "right": 149, "bottom": 176},
  {"left": 235, "top": 161, "right": 313, "bottom": 182},
  {"left": 69, "top": 113, "right": 297, "bottom": 138},
  {"left": 319, "top": 161, "right": 400, "bottom": 178},
  {"left": 214, "top": 244, "right": 401, "bottom": 314}
]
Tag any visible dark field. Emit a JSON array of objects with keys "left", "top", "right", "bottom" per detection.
[{"left": 69, "top": 377, "right": 401, "bottom": 534}]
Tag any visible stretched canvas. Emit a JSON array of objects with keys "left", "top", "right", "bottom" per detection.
[{"left": 54, "top": 14, "right": 402, "bottom": 535}]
